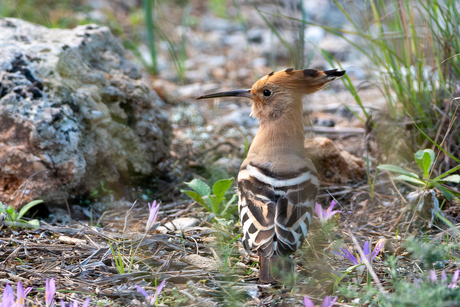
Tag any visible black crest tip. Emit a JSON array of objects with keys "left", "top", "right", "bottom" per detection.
[
  {"left": 303, "top": 69, "right": 318, "bottom": 77},
  {"left": 324, "top": 69, "right": 346, "bottom": 77}
]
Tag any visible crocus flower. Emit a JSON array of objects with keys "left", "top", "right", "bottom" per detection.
[
  {"left": 60, "top": 298, "right": 91, "bottom": 307},
  {"left": 136, "top": 285, "right": 154, "bottom": 303},
  {"left": 146, "top": 201, "right": 161, "bottom": 232},
  {"left": 334, "top": 241, "right": 383, "bottom": 266},
  {"left": 315, "top": 201, "right": 341, "bottom": 224},
  {"left": 303, "top": 296, "right": 338, "bottom": 307},
  {"left": 429, "top": 270, "right": 438, "bottom": 284},
  {"left": 424, "top": 269, "right": 459, "bottom": 289},
  {"left": 1, "top": 284, "right": 15, "bottom": 307},
  {"left": 45, "top": 278, "right": 56, "bottom": 307},
  {"left": 15, "top": 281, "right": 32, "bottom": 306},
  {"left": 449, "top": 270, "right": 460, "bottom": 289},
  {"left": 136, "top": 279, "right": 167, "bottom": 305}
]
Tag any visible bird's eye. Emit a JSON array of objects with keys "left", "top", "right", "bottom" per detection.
[{"left": 263, "top": 89, "right": 271, "bottom": 97}]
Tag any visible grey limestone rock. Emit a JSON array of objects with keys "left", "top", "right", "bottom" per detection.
[{"left": 0, "top": 18, "right": 172, "bottom": 208}]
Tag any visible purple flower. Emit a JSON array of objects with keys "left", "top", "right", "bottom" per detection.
[
  {"left": 15, "top": 281, "right": 32, "bottom": 306},
  {"left": 429, "top": 270, "right": 438, "bottom": 284},
  {"left": 146, "top": 201, "right": 161, "bottom": 232},
  {"left": 45, "top": 278, "right": 56, "bottom": 307},
  {"left": 424, "top": 269, "right": 459, "bottom": 288},
  {"left": 82, "top": 298, "right": 91, "bottom": 307},
  {"left": 449, "top": 270, "right": 459, "bottom": 289},
  {"left": 136, "top": 285, "right": 153, "bottom": 303},
  {"left": 1, "top": 284, "right": 15, "bottom": 307},
  {"left": 315, "top": 201, "right": 341, "bottom": 224},
  {"left": 136, "top": 279, "right": 167, "bottom": 305},
  {"left": 334, "top": 241, "right": 383, "bottom": 266},
  {"left": 59, "top": 298, "right": 92, "bottom": 307},
  {"left": 303, "top": 296, "right": 338, "bottom": 307}
]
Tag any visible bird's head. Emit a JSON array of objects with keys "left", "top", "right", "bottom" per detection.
[{"left": 197, "top": 68, "right": 345, "bottom": 121}]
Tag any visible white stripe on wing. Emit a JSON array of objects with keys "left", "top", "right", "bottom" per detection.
[{"left": 246, "top": 164, "right": 312, "bottom": 187}]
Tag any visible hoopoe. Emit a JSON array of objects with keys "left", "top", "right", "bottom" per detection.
[{"left": 197, "top": 68, "right": 345, "bottom": 283}]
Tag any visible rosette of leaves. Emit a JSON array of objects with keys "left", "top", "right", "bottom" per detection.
[
  {"left": 378, "top": 149, "right": 460, "bottom": 200},
  {"left": 181, "top": 178, "right": 237, "bottom": 218},
  {"left": 0, "top": 200, "right": 43, "bottom": 228},
  {"left": 378, "top": 149, "right": 460, "bottom": 222}
]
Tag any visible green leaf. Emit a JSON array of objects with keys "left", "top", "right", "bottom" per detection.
[
  {"left": 432, "top": 182, "right": 454, "bottom": 201},
  {"left": 6, "top": 206, "right": 16, "bottom": 221},
  {"left": 26, "top": 219, "right": 40, "bottom": 229},
  {"left": 392, "top": 175, "right": 425, "bottom": 185},
  {"left": 0, "top": 202, "right": 7, "bottom": 214},
  {"left": 184, "top": 179, "right": 211, "bottom": 197},
  {"left": 221, "top": 194, "right": 238, "bottom": 216},
  {"left": 213, "top": 178, "right": 234, "bottom": 204},
  {"left": 437, "top": 175, "right": 460, "bottom": 183},
  {"left": 4, "top": 219, "right": 40, "bottom": 229},
  {"left": 345, "top": 263, "right": 364, "bottom": 273},
  {"left": 17, "top": 199, "right": 43, "bottom": 221},
  {"left": 208, "top": 196, "right": 219, "bottom": 213},
  {"left": 414, "top": 149, "right": 435, "bottom": 178},
  {"left": 181, "top": 190, "right": 208, "bottom": 210},
  {"left": 412, "top": 120, "right": 460, "bottom": 164},
  {"left": 377, "top": 164, "right": 419, "bottom": 178},
  {"left": 433, "top": 164, "right": 460, "bottom": 181}
]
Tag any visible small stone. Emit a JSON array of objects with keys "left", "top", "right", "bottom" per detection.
[
  {"left": 163, "top": 217, "right": 200, "bottom": 231},
  {"left": 182, "top": 254, "right": 219, "bottom": 271},
  {"left": 247, "top": 28, "right": 263, "bottom": 43}
]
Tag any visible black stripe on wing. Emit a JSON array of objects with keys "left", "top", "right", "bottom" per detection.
[
  {"left": 248, "top": 161, "right": 314, "bottom": 180},
  {"left": 274, "top": 181, "right": 317, "bottom": 255},
  {"left": 238, "top": 178, "right": 277, "bottom": 257}
]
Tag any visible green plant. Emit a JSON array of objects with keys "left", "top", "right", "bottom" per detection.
[
  {"left": 0, "top": 200, "right": 43, "bottom": 228},
  {"left": 377, "top": 149, "right": 460, "bottom": 200},
  {"left": 366, "top": 155, "right": 379, "bottom": 199},
  {"left": 142, "top": 0, "right": 158, "bottom": 75},
  {"left": 254, "top": 2, "right": 313, "bottom": 70},
  {"left": 108, "top": 239, "right": 127, "bottom": 274},
  {"left": 404, "top": 237, "right": 450, "bottom": 270},
  {"left": 181, "top": 177, "right": 237, "bottom": 217},
  {"left": 339, "top": 255, "right": 460, "bottom": 307},
  {"left": 274, "top": 0, "right": 459, "bottom": 139},
  {"left": 157, "top": 4, "right": 191, "bottom": 82}
]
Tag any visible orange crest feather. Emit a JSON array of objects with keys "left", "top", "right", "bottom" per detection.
[{"left": 252, "top": 68, "right": 345, "bottom": 95}]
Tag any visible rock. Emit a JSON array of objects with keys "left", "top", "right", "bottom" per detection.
[
  {"left": 219, "top": 106, "right": 257, "bottom": 128},
  {"left": 304, "top": 27, "right": 325, "bottom": 44},
  {"left": 247, "top": 27, "right": 264, "bottom": 44},
  {"left": 212, "top": 157, "right": 242, "bottom": 177},
  {"left": 0, "top": 18, "right": 172, "bottom": 209},
  {"left": 181, "top": 254, "right": 220, "bottom": 271},
  {"left": 304, "top": 137, "right": 365, "bottom": 183},
  {"left": 199, "top": 15, "right": 243, "bottom": 33},
  {"left": 163, "top": 217, "right": 200, "bottom": 231}
]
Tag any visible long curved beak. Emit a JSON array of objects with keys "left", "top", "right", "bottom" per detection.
[{"left": 196, "top": 89, "right": 253, "bottom": 100}]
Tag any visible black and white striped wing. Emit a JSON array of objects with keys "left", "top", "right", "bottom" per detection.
[{"left": 238, "top": 162, "right": 318, "bottom": 257}]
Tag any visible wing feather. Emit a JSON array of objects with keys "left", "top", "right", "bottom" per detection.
[{"left": 238, "top": 162, "right": 318, "bottom": 257}]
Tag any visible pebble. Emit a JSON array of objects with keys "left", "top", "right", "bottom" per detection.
[
  {"left": 182, "top": 254, "right": 220, "bottom": 271},
  {"left": 161, "top": 217, "right": 201, "bottom": 232}
]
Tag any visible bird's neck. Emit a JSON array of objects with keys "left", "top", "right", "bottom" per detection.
[{"left": 249, "top": 102, "right": 306, "bottom": 158}]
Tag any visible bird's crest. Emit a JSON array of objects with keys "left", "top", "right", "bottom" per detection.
[{"left": 252, "top": 68, "right": 346, "bottom": 95}]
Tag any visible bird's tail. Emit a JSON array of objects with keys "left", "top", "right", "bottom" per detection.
[{"left": 258, "top": 253, "right": 294, "bottom": 284}]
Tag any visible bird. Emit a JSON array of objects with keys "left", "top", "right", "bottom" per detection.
[{"left": 197, "top": 68, "right": 346, "bottom": 283}]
